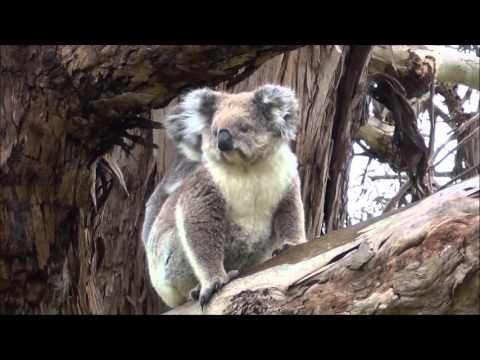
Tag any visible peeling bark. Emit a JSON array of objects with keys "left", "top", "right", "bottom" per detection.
[
  {"left": 167, "top": 177, "right": 479, "bottom": 315},
  {"left": 368, "top": 73, "right": 431, "bottom": 197}
]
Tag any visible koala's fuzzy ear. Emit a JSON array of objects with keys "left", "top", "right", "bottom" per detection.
[
  {"left": 165, "top": 88, "right": 219, "bottom": 161},
  {"left": 253, "top": 84, "right": 300, "bottom": 141}
]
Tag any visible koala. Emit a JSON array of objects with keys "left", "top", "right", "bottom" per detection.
[{"left": 142, "top": 84, "right": 307, "bottom": 310}]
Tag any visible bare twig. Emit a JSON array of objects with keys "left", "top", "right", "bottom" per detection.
[
  {"left": 369, "top": 174, "right": 408, "bottom": 181},
  {"left": 360, "top": 158, "right": 373, "bottom": 187},
  {"left": 427, "top": 113, "right": 479, "bottom": 170},
  {"left": 461, "top": 87, "right": 473, "bottom": 105},
  {"left": 451, "top": 112, "right": 480, "bottom": 135},
  {"left": 431, "top": 126, "right": 479, "bottom": 169},
  {"left": 428, "top": 85, "right": 436, "bottom": 162},
  {"left": 370, "top": 171, "right": 452, "bottom": 181},
  {"left": 434, "top": 105, "right": 450, "bottom": 122},
  {"left": 355, "top": 140, "right": 371, "bottom": 153},
  {"left": 434, "top": 171, "right": 453, "bottom": 177},
  {"left": 383, "top": 180, "right": 411, "bottom": 213},
  {"left": 438, "top": 162, "right": 480, "bottom": 190}
]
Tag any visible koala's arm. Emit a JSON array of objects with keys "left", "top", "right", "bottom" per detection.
[
  {"left": 175, "top": 174, "right": 239, "bottom": 307},
  {"left": 273, "top": 175, "right": 307, "bottom": 248}
]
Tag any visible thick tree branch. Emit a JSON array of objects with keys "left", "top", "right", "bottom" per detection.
[
  {"left": 167, "top": 177, "right": 479, "bottom": 314},
  {"left": 56, "top": 45, "right": 302, "bottom": 116},
  {"left": 370, "top": 45, "right": 479, "bottom": 90}
]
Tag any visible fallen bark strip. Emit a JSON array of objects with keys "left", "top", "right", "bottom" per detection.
[{"left": 166, "top": 176, "right": 479, "bottom": 314}]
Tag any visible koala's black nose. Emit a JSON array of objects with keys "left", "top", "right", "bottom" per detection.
[{"left": 217, "top": 129, "right": 234, "bottom": 152}]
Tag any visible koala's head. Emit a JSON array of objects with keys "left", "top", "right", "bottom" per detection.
[{"left": 166, "top": 84, "right": 299, "bottom": 166}]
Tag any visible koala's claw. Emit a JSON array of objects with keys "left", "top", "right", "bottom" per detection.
[
  {"left": 227, "top": 269, "right": 240, "bottom": 281},
  {"left": 272, "top": 243, "right": 291, "bottom": 257},
  {"left": 198, "top": 270, "right": 240, "bottom": 311},
  {"left": 189, "top": 285, "right": 201, "bottom": 301}
]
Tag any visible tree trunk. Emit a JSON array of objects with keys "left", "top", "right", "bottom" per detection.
[
  {"left": 167, "top": 177, "right": 479, "bottom": 315},
  {"left": 0, "top": 45, "right": 300, "bottom": 314}
]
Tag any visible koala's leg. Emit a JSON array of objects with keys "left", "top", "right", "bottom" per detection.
[
  {"left": 145, "top": 228, "right": 189, "bottom": 308},
  {"left": 175, "top": 190, "right": 239, "bottom": 309},
  {"left": 272, "top": 176, "right": 307, "bottom": 256},
  {"left": 151, "top": 275, "right": 185, "bottom": 309}
]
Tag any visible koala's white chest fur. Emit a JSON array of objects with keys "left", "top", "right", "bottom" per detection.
[{"left": 205, "top": 143, "right": 298, "bottom": 241}]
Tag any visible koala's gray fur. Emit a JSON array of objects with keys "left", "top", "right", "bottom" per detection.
[
  {"left": 142, "top": 84, "right": 307, "bottom": 309},
  {"left": 142, "top": 153, "right": 198, "bottom": 246}
]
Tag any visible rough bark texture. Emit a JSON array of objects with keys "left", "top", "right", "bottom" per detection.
[
  {"left": 167, "top": 177, "right": 480, "bottom": 315},
  {"left": 324, "top": 46, "right": 372, "bottom": 232},
  {"left": 0, "top": 45, "right": 300, "bottom": 314}
]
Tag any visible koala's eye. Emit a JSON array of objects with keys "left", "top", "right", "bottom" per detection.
[{"left": 238, "top": 124, "right": 252, "bottom": 133}]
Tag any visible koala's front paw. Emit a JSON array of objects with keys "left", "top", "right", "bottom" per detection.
[
  {"left": 199, "top": 270, "right": 240, "bottom": 311},
  {"left": 272, "top": 243, "right": 291, "bottom": 257}
]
